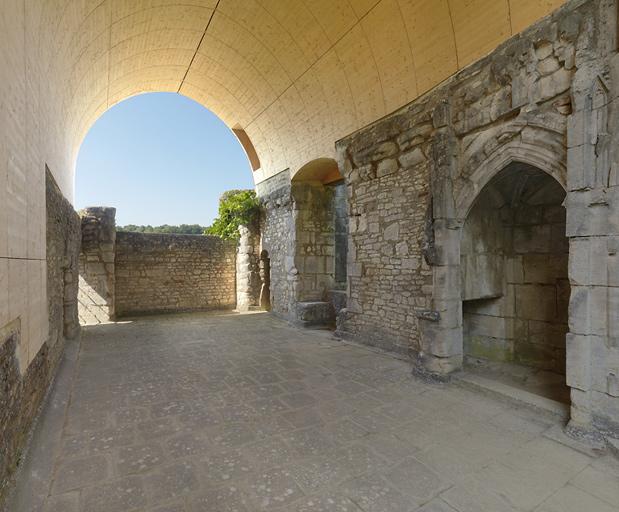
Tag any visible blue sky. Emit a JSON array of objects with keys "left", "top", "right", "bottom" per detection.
[{"left": 75, "top": 92, "right": 253, "bottom": 227}]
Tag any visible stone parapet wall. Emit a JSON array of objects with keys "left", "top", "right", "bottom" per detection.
[
  {"left": 114, "top": 233, "right": 236, "bottom": 317},
  {"left": 78, "top": 207, "right": 116, "bottom": 323}
]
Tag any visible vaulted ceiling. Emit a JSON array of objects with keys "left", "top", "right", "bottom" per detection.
[{"left": 37, "top": 0, "right": 564, "bottom": 186}]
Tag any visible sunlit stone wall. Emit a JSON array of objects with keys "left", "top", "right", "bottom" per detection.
[{"left": 115, "top": 232, "right": 237, "bottom": 317}]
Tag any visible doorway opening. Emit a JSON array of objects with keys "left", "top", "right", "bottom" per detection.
[
  {"left": 260, "top": 250, "right": 271, "bottom": 311},
  {"left": 461, "top": 163, "right": 570, "bottom": 403}
]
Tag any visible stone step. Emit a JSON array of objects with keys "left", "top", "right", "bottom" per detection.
[{"left": 455, "top": 371, "right": 570, "bottom": 420}]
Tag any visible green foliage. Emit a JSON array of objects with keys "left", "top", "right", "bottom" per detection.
[
  {"left": 116, "top": 190, "right": 260, "bottom": 240},
  {"left": 118, "top": 224, "right": 206, "bottom": 235},
  {"left": 205, "top": 189, "right": 261, "bottom": 240}
]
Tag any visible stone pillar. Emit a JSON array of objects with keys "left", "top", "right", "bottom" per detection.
[
  {"left": 236, "top": 224, "right": 261, "bottom": 312},
  {"left": 564, "top": 52, "right": 619, "bottom": 440},
  {"left": 417, "top": 104, "right": 464, "bottom": 377},
  {"left": 256, "top": 171, "right": 295, "bottom": 320},
  {"left": 78, "top": 207, "right": 116, "bottom": 323}
]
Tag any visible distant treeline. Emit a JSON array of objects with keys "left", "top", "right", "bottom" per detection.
[
  {"left": 117, "top": 224, "right": 207, "bottom": 235},
  {"left": 117, "top": 190, "right": 258, "bottom": 238}
]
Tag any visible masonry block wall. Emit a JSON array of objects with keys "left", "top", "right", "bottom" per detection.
[
  {"left": 0, "top": 1, "right": 570, "bottom": 408},
  {"left": 334, "top": 0, "right": 588, "bottom": 360},
  {"left": 335, "top": 104, "right": 434, "bottom": 355},
  {"left": 0, "top": 171, "right": 80, "bottom": 500},
  {"left": 565, "top": 28, "right": 619, "bottom": 434},
  {"left": 115, "top": 233, "right": 236, "bottom": 317},
  {"left": 47, "top": 172, "right": 81, "bottom": 348},
  {"left": 258, "top": 171, "right": 296, "bottom": 320},
  {"left": 259, "top": 175, "right": 342, "bottom": 327}
]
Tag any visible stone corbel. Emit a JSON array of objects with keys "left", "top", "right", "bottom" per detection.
[{"left": 416, "top": 310, "right": 440, "bottom": 322}]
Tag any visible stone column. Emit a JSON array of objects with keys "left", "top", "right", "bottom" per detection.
[
  {"left": 78, "top": 207, "right": 116, "bottom": 323},
  {"left": 564, "top": 53, "right": 619, "bottom": 440},
  {"left": 417, "top": 103, "right": 464, "bottom": 377},
  {"left": 236, "top": 224, "right": 261, "bottom": 312}
]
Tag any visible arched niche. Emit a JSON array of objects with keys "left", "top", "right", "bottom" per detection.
[
  {"left": 461, "top": 162, "right": 570, "bottom": 403},
  {"left": 292, "top": 158, "right": 343, "bottom": 185},
  {"left": 289, "top": 158, "right": 348, "bottom": 327}
]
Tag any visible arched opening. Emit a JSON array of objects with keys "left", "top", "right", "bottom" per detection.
[
  {"left": 290, "top": 159, "right": 347, "bottom": 327},
  {"left": 259, "top": 250, "right": 271, "bottom": 311},
  {"left": 74, "top": 93, "right": 254, "bottom": 322},
  {"left": 461, "top": 163, "right": 570, "bottom": 403}
]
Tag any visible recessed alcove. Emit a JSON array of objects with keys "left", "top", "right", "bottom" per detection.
[{"left": 461, "top": 163, "right": 570, "bottom": 403}]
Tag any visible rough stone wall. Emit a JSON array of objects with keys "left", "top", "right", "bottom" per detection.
[
  {"left": 0, "top": 170, "right": 80, "bottom": 501},
  {"left": 47, "top": 170, "right": 81, "bottom": 346},
  {"left": 335, "top": 101, "right": 435, "bottom": 355},
  {"left": 114, "top": 233, "right": 236, "bottom": 317},
  {"left": 78, "top": 207, "right": 116, "bottom": 324},
  {"left": 259, "top": 174, "right": 341, "bottom": 327},
  {"left": 335, "top": 0, "right": 594, "bottom": 357},
  {"left": 236, "top": 224, "right": 261, "bottom": 312},
  {"left": 257, "top": 170, "right": 295, "bottom": 319}
]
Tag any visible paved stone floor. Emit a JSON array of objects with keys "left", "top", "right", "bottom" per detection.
[{"left": 8, "top": 312, "right": 619, "bottom": 512}]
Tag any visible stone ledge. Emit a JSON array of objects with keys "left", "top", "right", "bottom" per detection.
[
  {"left": 455, "top": 371, "right": 570, "bottom": 420},
  {"left": 293, "top": 301, "right": 335, "bottom": 329}
]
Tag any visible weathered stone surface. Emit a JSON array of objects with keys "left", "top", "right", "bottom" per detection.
[
  {"left": 376, "top": 158, "right": 398, "bottom": 178},
  {"left": 295, "top": 301, "right": 335, "bottom": 328},
  {"left": 236, "top": 224, "right": 262, "bottom": 312},
  {"left": 10, "top": 313, "right": 619, "bottom": 512},
  {"left": 114, "top": 232, "right": 236, "bottom": 317},
  {"left": 259, "top": 170, "right": 295, "bottom": 319},
  {"left": 48, "top": 173, "right": 81, "bottom": 345},
  {"left": 0, "top": 170, "right": 80, "bottom": 503},
  {"left": 328, "top": 0, "right": 618, "bottom": 438},
  {"left": 78, "top": 207, "right": 116, "bottom": 323}
]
